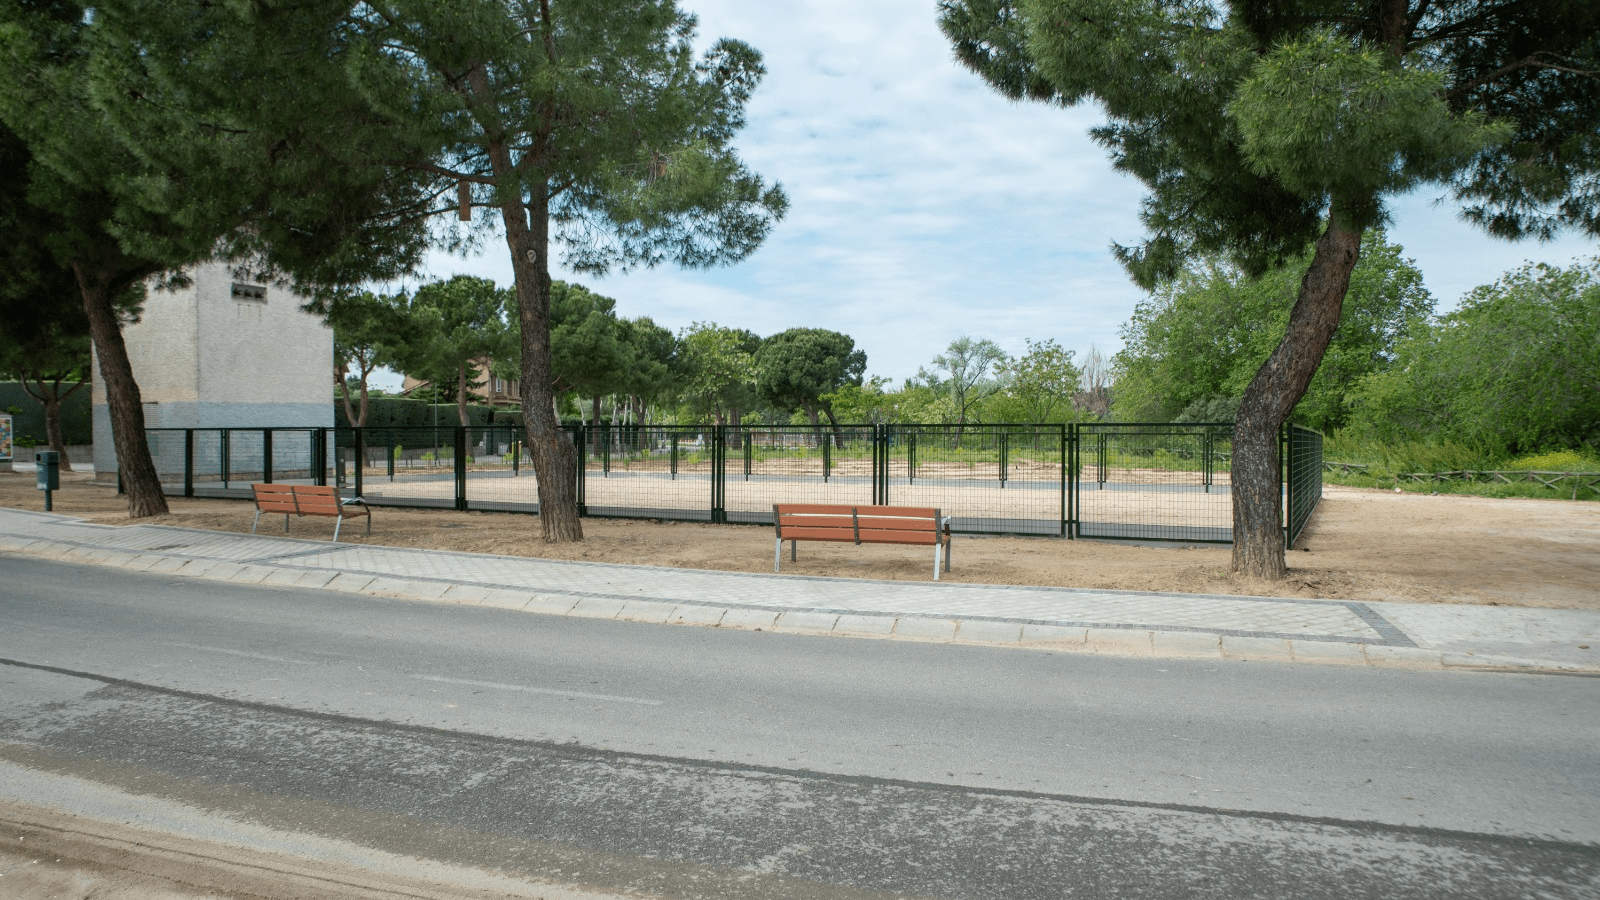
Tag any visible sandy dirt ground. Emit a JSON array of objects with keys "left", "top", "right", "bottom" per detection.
[{"left": 4, "top": 470, "right": 1596, "bottom": 610}]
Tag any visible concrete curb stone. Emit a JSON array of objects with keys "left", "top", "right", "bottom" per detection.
[
  {"left": 1221, "top": 635, "right": 1294, "bottom": 661},
  {"left": 569, "top": 597, "right": 630, "bottom": 620},
  {"left": 893, "top": 617, "right": 958, "bottom": 641},
  {"left": 956, "top": 620, "right": 1023, "bottom": 644},
  {"left": 616, "top": 600, "right": 678, "bottom": 624},
  {"left": 719, "top": 608, "right": 780, "bottom": 631},
  {"left": 669, "top": 606, "right": 726, "bottom": 627},
  {"left": 1151, "top": 631, "right": 1222, "bottom": 659},
  {"left": 1085, "top": 628, "right": 1153, "bottom": 656},
  {"left": 1020, "top": 624, "right": 1089, "bottom": 648},
  {"left": 833, "top": 614, "right": 897, "bottom": 637},
  {"left": 1288, "top": 640, "right": 1368, "bottom": 666},
  {"left": 772, "top": 611, "right": 841, "bottom": 635},
  {"left": 1363, "top": 645, "right": 1444, "bottom": 669}
]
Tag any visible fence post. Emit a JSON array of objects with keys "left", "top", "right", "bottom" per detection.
[
  {"left": 354, "top": 427, "right": 365, "bottom": 498},
  {"left": 183, "top": 430, "right": 194, "bottom": 498},
  {"left": 221, "top": 429, "right": 232, "bottom": 488},
  {"left": 312, "top": 429, "right": 326, "bottom": 486},
  {"left": 574, "top": 424, "right": 587, "bottom": 515},
  {"left": 712, "top": 425, "right": 725, "bottom": 524},
  {"left": 454, "top": 426, "right": 468, "bottom": 511},
  {"left": 908, "top": 430, "right": 916, "bottom": 484},
  {"left": 822, "top": 432, "right": 831, "bottom": 483},
  {"left": 998, "top": 428, "right": 1009, "bottom": 489},
  {"left": 1203, "top": 427, "right": 1213, "bottom": 493},
  {"left": 1060, "top": 423, "right": 1069, "bottom": 538},
  {"left": 744, "top": 431, "right": 753, "bottom": 481},
  {"left": 262, "top": 429, "right": 274, "bottom": 484},
  {"left": 670, "top": 433, "right": 678, "bottom": 480}
]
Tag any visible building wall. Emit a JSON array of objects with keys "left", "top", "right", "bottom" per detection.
[{"left": 92, "top": 261, "right": 333, "bottom": 479}]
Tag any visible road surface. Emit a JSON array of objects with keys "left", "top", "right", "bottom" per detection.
[{"left": 1, "top": 555, "right": 1596, "bottom": 898}]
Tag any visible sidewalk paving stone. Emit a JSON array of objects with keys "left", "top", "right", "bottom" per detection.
[{"left": 4, "top": 507, "right": 1598, "bottom": 674}]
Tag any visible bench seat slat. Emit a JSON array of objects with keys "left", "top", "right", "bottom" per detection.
[
  {"left": 778, "top": 526, "right": 861, "bottom": 542},
  {"left": 855, "top": 517, "right": 938, "bottom": 532},
  {"left": 857, "top": 529, "right": 940, "bottom": 545}
]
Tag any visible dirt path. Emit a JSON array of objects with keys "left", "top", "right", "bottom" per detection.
[{"left": 4, "top": 471, "right": 1597, "bottom": 610}]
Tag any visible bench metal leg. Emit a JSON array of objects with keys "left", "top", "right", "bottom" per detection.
[
  {"left": 284, "top": 514, "right": 290, "bottom": 533},
  {"left": 933, "top": 541, "right": 941, "bottom": 581},
  {"left": 791, "top": 539, "right": 797, "bottom": 562},
  {"left": 252, "top": 509, "right": 261, "bottom": 534},
  {"left": 333, "top": 513, "right": 343, "bottom": 543},
  {"left": 774, "top": 537, "right": 782, "bottom": 573}
]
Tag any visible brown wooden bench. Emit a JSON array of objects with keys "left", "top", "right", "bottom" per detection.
[
  {"left": 252, "top": 483, "right": 370, "bottom": 542},
  {"left": 774, "top": 504, "right": 952, "bottom": 580}
]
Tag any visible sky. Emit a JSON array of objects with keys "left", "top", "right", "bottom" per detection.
[{"left": 376, "top": 0, "right": 1596, "bottom": 392}]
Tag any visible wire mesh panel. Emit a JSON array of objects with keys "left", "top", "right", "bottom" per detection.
[
  {"left": 576, "top": 424, "right": 717, "bottom": 521},
  {"left": 459, "top": 424, "right": 539, "bottom": 512},
  {"left": 723, "top": 425, "right": 876, "bottom": 525},
  {"left": 146, "top": 429, "right": 190, "bottom": 494},
  {"left": 1285, "top": 424, "right": 1323, "bottom": 547},
  {"left": 266, "top": 429, "right": 323, "bottom": 485},
  {"left": 884, "top": 424, "right": 1065, "bottom": 535},
  {"left": 1074, "top": 423, "right": 1233, "bottom": 542},
  {"left": 337, "top": 425, "right": 462, "bottom": 509}
]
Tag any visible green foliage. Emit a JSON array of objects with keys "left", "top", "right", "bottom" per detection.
[
  {"left": 916, "top": 336, "right": 1008, "bottom": 425},
  {"left": 679, "top": 322, "right": 760, "bottom": 421},
  {"left": 1504, "top": 450, "right": 1600, "bottom": 472},
  {"left": 754, "top": 328, "right": 867, "bottom": 422},
  {"left": 1111, "top": 231, "right": 1434, "bottom": 429},
  {"left": 1347, "top": 258, "right": 1600, "bottom": 456},
  {"left": 990, "top": 339, "right": 1081, "bottom": 423}
]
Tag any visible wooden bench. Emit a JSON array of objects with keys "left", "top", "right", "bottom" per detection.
[
  {"left": 773, "top": 504, "right": 952, "bottom": 580},
  {"left": 252, "top": 483, "right": 370, "bottom": 542}
]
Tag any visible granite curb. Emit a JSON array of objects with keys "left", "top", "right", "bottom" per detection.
[{"left": 4, "top": 535, "right": 1595, "bottom": 675}]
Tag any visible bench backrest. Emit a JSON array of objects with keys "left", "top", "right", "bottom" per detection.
[
  {"left": 774, "top": 504, "right": 944, "bottom": 545},
  {"left": 291, "top": 484, "right": 343, "bottom": 516},
  {"left": 252, "top": 483, "right": 299, "bottom": 514}
]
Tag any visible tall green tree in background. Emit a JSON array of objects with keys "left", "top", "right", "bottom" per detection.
[
  {"left": 917, "top": 336, "right": 1008, "bottom": 431},
  {"left": 991, "top": 339, "right": 1081, "bottom": 423},
  {"left": 328, "top": 291, "right": 413, "bottom": 428},
  {"left": 941, "top": 0, "right": 1600, "bottom": 577},
  {"left": 1113, "top": 232, "right": 1433, "bottom": 430},
  {"left": 1350, "top": 259, "right": 1600, "bottom": 456},
  {"left": 0, "top": 0, "right": 439, "bottom": 516},
  {"left": 754, "top": 328, "right": 867, "bottom": 445},
  {"left": 394, "top": 277, "right": 513, "bottom": 427},
  {"left": 680, "top": 322, "right": 760, "bottom": 430},
  {"left": 360, "top": 0, "right": 787, "bottom": 542}
]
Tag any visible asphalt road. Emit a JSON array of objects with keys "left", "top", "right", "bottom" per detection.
[{"left": 1, "top": 555, "right": 1597, "bottom": 899}]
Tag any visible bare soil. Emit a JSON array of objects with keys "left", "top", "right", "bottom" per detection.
[{"left": 4, "top": 470, "right": 1597, "bottom": 610}]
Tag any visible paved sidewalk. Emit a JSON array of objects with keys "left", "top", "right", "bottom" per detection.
[{"left": 2, "top": 508, "right": 1596, "bottom": 674}]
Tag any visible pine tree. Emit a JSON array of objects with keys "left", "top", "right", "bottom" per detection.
[{"left": 940, "top": 0, "right": 1600, "bottom": 576}]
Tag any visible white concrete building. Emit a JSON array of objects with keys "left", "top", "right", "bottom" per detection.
[{"left": 92, "top": 261, "right": 332, "bottom": 482}]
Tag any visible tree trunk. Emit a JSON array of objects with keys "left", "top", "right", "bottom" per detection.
[
  {"left": 1232, "top": 210, "right": 1362, "bottom": 578},
  {"left": 592, "top": 394, "right": 603, "bottom": 455},
  {"left": 803, "top": 402, "right": 823, "bottom": 447},
  {"left": 822, "top": 406, "right": 845, "bottom": 449},
  {"left": 457, "top": 361, "right": 470, "bottom": 426},
  {"left": 22, "top": 375, "right": 85, "bottom": 473},
  {"left": 495, "top": 168, "right": 582, "bottom": 542},
  {"left": 77, "top": 266, "right": 168, "bottom": 517}
]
